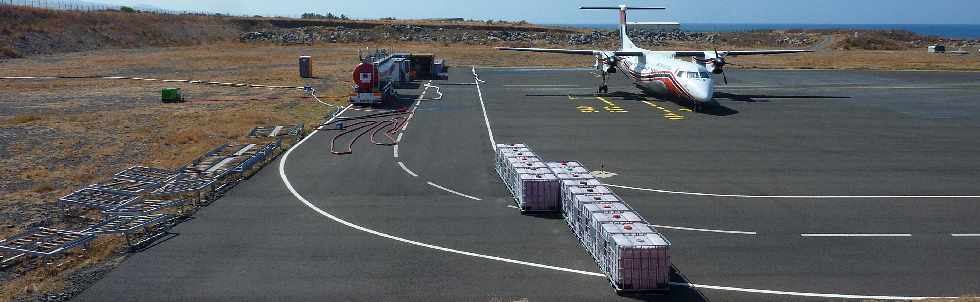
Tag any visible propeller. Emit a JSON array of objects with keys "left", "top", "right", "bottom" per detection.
[{"left": 713, "top": 48, "right": 729, "bottom": 85}]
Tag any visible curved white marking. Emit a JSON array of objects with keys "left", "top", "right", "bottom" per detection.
[
  {"left": 397, "top": 161, "right": 418, "bottom": 177},
  {"left": 607, "top": 184, "right": 980, "bottom": 199},
  {"left": 276, "top": 72, "right": 964, "bottom": 301},
  {"left": 472, "top": 66, "right": 496, "bottom": 150},
  {"left": 801, "top": 233, "right": 911, "bottom": 237},
  {"left": 278, "top": 116, "right": 604, "bottom": 277},
  {"left": 671, "top": 282, "right": 953, "bottom": 301},
  {"left": 426, "top": 181, "right": 482, "bottom": 201},
  {"left": 651, "top": 224, "right": 757, "bottom": 235}
]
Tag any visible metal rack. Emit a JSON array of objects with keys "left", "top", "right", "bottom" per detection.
[
  {"left": 113, "top": 166, "right": 180, "bottom": 184},
  {"left": 248, "top": 124, "right": 304, "bottom": 146},
  {"left": 85, "top": 214, "right": 176, "bottom": 249},
  {"left": 103, "top": 199, "right": 193, "bottom": 217},
  {"left": 152, "top": 175, "right": 217, "bottom": 206},
  {"left": 91, "top": 178, "right": 163, "bottom": 196},
  {"left": 59, "top": 187, "right": 139, "bottom": 211},
  {"left": 0, "top": 227, "right": 95, "bottom": 257}
]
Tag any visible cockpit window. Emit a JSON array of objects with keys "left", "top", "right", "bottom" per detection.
[
  {"left": 676, "top": 71, "right": 685, "bottom": 77},
  {"left": 685, "top": 72, "right": 712, "bottom": 79}
]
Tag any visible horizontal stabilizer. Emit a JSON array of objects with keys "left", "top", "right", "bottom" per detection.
[{"left": 580, "top": 6, "right": 666, "bottom": 10}]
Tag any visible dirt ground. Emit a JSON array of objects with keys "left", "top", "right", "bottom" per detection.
[{"left": 0, "top": 42, "right": 978, "bottom": 301}]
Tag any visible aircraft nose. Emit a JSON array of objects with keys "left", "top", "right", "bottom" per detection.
[{"left": 691, "top": 83, "right": 714, "bottom": 103}]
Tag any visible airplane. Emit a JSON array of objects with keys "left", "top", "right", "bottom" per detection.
[{"left": 498, "top": 5, "right": 812, "bottom": 111}]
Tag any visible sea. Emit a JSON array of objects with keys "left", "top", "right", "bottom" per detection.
[{"left": 548, "top": 23, "right": 980, "bottom": 40}]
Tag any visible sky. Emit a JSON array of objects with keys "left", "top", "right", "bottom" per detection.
[{"left": 95, "top": 0, "right": 980, "bottom": 24}]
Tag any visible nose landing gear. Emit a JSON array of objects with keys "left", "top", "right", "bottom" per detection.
[{"left": 597, "top": 70, "right": 609, "bottom": 94}]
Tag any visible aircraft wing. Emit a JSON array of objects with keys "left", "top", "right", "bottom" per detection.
[
  {"left": 673, "top": 50, "right": 812, "bottom": 57},
  {"left": 497, "top": 47, "right": 644, "bottom": 58},
  {"left": 497, "top": 47, "right": 599, "bottom": 55}
]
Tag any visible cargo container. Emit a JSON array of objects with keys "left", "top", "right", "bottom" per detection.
[
  {"left": 516, "top": 173, "right": 562, "bottom": 212},
  {"left": 550, "top": 166, "right": 591, "bottom": 175},
  {"left": 547, "top": 161, "right": 584, "bottom": 169},
  {"left": 562, "top": 185, "right": 614, "bottom": 217},
  {"left": 161, "top": 88, "right": 183, "bottom": 103},
  {"left": 600, "top": 233, "right": 671, "bottom": 292},
  {"left": 570, "top": 194, "right": 623, "bottom": 237},
  {"left": 594, "top": 222, "right": 655, "bottom": 260},
  {"left": 585, "top": 212, "right": 645, "bottom": 251}
]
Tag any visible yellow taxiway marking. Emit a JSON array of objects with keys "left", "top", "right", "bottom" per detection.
[
  {"left": 577, "top": 105, "right": 598, "bottom": 113},
  {"left": 678, "top": 108, "right": 693, "bottom": 112},
  {"left": 642, "top": 100, "right": 686, "bottom": 121},
  {"left": 567, "top": 95, "right": 578, "bottom": 100},
  {"left": 596, "top": 97, "right": 628, "bottom": 113}
]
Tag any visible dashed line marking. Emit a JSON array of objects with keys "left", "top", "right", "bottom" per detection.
[
  {"left": 426, "top": 181, "right": 482, "bottom": 201},
  {"left": 800, "top": 234, "right": 912, "bottom": 237},
  {"left": 951, "top": 234, "right": 980, "bottom": 237},
  {"left": 651, "top": 225, "right": 757, "bottom": 235},
  {"left": 396, "top": 132, "right": 404, "bottom": 143},
  {"left": 596, "top": 97, "right": 628, "bottom": 113},
  {"left": 642, "top": 100, "right": 685, "bottom": 121},
  {"left": 397, "top": 161, "right": 418, "bottom": 177},
  {"left": 392, "top": 144, "right": 399, "bottom": 158}
]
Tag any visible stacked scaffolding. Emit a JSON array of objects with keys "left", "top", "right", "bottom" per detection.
[
  {"left": 3, "top": 126, "right": 291, "bottom": 267},
  {"left": 248, "top": 124, "right": 305, "bottom": 147},
  {"left": 0, "top": 228, "right": 95, "bottom": 257},
  {"left": 496, "top": 143, "right": 672, "bottom": 293}
]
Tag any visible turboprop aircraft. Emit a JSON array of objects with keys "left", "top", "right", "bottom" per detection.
[{"left": 498, "top": 5, "right": 812, "bottom": 111}]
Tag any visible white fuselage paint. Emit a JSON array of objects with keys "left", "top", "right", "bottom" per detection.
[{"left": 616, "top": 52, "right": 715, "bottom": 103}]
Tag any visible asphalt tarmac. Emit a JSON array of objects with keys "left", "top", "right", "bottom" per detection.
[{"left": 77, "top": 67, "right": 980, "bottom": 301}]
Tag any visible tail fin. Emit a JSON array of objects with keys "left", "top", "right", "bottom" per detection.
[{"left": 581, "top": 5, "right": 665, "bottom": 51}]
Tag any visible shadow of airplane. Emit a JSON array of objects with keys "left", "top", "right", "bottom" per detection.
[
  {"left": 526, "top": 91, "right": 740, "bottom": 117},
  {"left": 713, "top": 91, "right": 852, "bottom": 103}
]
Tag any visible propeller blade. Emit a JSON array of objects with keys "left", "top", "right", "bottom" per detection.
[{"left": 722, "top": 71, "right": 729, "bottom": 85}]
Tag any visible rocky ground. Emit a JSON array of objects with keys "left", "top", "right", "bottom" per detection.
[{"left": 238, "top": 25, "right": 819, "bottom": 49}]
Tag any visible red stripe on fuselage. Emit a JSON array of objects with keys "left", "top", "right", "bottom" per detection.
[{"left": 619, "top": 61, "right": 695, "bottom": 101}]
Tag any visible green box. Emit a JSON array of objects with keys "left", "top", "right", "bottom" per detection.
[{"left": 162, "top": 88, "right": 183, "bottom": 103}]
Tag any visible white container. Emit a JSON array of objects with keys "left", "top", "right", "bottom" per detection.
[
  {"left": 550, "top": 166, "right": 590, "bottom": 175},
  {"left": 595, "top": 223, "right": 655, "bottom": 259},
  {"left": 517, "top": 173, "right": 561, "bottom": 212},
  {"left": 496, "top": 143, "right": 527, "bottom": 149},
  {"left": 602, "top": 233, "right": 670, "bottom": 291},
  {"left": 571, "top": 194, "right": 623, "bottom": 237},
  {"left": 546, "top": 161, "right": 583, "bottom": 169},
  {"left": 587, "top": 211, "right": 645, "bottom": 246}
]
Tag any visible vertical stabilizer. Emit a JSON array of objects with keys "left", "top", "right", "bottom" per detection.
[
  {"left": 581, "top": 5, "right": 666, "bottom": 51},
  {"left": 618, "top": 5, "right": 638, "bottom": 50}
]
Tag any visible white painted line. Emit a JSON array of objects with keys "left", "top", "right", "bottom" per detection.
[
  {"left": 606, "top": 184, "right": 980, "bottom": 199},
  {"left": 233, "top": 144, "right": 256, "bottom": 156},
  {"left": 396, "top": 132, "right": 404, "bottom": 143},
  {"left": 278, "top": 121, "right": 604, "bottom": 278},
  {"left": 507, "top": 205, "right": 519, "bottom": 209},
  {"left": 671, "top": 282, "right": 954, "bottom": 301},
  {"left": 426, "top": 181, "right": 482, "bottom": 201},
  {"left": 392, "top": 144, "right": 399, "bottom": 158},
  {"left": 651, "top": 224, "right": 757, "bottom": 235},
  {"left": 278, "top": 101, "right": 953, "bottom": 301},
  {"left": 397, "top": 161, "right": 418, "bottom": 177},
  {"left": 951, "top": 234, "right": 980, "bottom": 237},
  {"left": 504, "top": 84, "right": 580, "bottom": 87},
  {"left": 472, "top": 66, "right": 497, "bottom": 151},
  {"left": 800, "top": 234, "right": 912, "bottom": 237}
]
